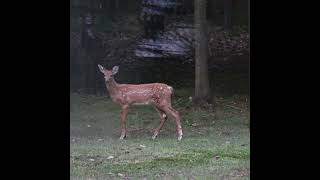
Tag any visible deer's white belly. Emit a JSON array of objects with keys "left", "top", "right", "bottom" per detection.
[{"left": 132, "top": 102, "right": 150, "bottom": 105}]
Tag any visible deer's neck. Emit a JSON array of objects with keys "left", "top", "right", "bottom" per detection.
[{"left": 106, "top": 78, "right": 119, "bottom": 97}]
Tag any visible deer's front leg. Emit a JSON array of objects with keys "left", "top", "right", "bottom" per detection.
[{"left": 119, "top": 105, "right": 129, "bottom": 140}]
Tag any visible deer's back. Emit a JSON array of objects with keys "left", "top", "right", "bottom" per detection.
[{"left": 118, "top": 83, "right": 173, "bottom": 105}]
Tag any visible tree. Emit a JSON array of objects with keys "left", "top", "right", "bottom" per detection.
[
  {"left": 224, "top": 0, "right": 232, "bottom": 30},
  {"left": 207, "top": 0, "right": 217, "bottom": 25},
  {"left": 80, "top": 11, "right": 100, "bottom": 95},
  {"left": 194, "top": 0, "right": 212, "bottom": 107}
]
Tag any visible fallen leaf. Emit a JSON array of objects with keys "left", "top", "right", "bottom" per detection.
[
  {"left": 89, "top": 158, "right": 95, "bottom": 161},
  {"left": 107, "top": 155, "right": 114, "bottom": 160},
  {"left": 191, "top": 123, "right": 198, "bottom": 127},
  {"left": 118, "top": 173, "right": 124, "bottom": 177},
  {"left": 139, "top": 144, "right": 146, "bottom": 148}
]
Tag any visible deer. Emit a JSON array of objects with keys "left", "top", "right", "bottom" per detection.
[{"left": 98, "top": 64, "right": 183, "bottom": 141}]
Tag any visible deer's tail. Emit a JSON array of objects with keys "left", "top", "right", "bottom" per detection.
[
  {"left": 169, "top": 86, "right": 174, "bottom": 93},
  {"left": 168, "top": 86, "right": 174, "bottom": 101}
]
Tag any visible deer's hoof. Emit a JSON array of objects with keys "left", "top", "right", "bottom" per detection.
[{"left": 177, "top": 135, "right": 183, "bottom": 141}]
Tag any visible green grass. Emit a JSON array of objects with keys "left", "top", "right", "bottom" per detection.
[{"left": 70, "top": 90, "right": 250, "bottom": 179}]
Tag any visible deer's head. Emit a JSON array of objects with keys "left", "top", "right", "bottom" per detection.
[{"left": 98, "top": 64, "right": 119, "bottom": 82}]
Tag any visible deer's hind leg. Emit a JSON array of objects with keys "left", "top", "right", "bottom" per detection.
[
  {"left": 158, "top": 105, "right": 183, "bottom": 141},
  {"left": 156, "top": 99, "right": 183, "bottom": 141},
  {"left": 152, "top": 107, "right": 168, "bottom": 139}
]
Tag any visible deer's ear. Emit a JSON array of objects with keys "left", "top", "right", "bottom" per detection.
[
  {"left": 112, "top": 66, "right": 119, "bottom": 75},
  {"left": 98, "top": 64, "right": 105, "bottom": 73}
]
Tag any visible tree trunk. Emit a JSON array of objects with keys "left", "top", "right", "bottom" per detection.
[
  {"left": 194, "top": 0, "right": 211, "bottom": 107},
  {"left": 224, "top": 0, "right": 232, "bottom": 30},
  {"left": 80, "top": 10, "right": 99, "bottom": 95},
  {"left": 208, "top": 0, "right": 217, "bottom": 24},
  {"left": 84, "top": 54, "right": 96, "bottom": 94},
  {"left": 115, "top": 0, "right": 119, "bottom": 10},
  {"left": 109, "top": 0, "right": 117, "bottom": 20}
]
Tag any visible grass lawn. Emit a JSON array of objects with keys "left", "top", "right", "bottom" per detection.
[{"left": 70, "top": 89, "right": 250, "bottom": 179}]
